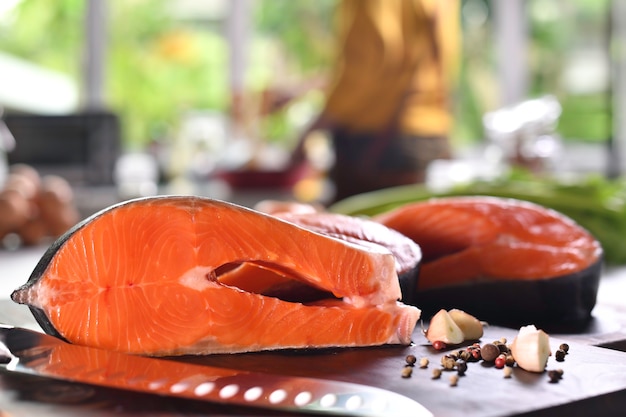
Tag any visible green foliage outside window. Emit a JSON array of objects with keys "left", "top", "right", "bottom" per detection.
[{"left": 0, "top": 0, "right": 614, "bottom": 152}]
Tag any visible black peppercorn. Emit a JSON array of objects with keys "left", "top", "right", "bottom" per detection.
[
  {"left": 405, "top": 354, "right": 417, "bottom": 366},
  {"left": 547, "top": 369, "right": 563, "bottom": 383},
  {"left": 456, "top": 359, "right": 468, "bottom": 375}
]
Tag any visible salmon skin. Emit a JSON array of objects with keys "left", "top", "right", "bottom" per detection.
[
  {"left": 11, "top": 196, "right": 420, "bottom": 356},
  {"left": 374, "top": 196, "right": 603, "bottom": 325}
]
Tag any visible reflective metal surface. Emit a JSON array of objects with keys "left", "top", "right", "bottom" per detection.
[{"left": 0, "top": 325, "right": 431, "bottom": 417}]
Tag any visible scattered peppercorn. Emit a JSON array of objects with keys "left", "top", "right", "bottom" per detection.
[
  {"left": 497, "top": 342, "right": 510, "bottom": 354},
  {"left": 432, "top": 340, "right": 447, "bottom": 350},
  {"left": 402, "top": 334, "right": 571, "bottom": 386},
  {"left": 456, "top": 359, "right": 468, "bottom": 376},
  {"left": 419, "top": 357, "right": 429, "bottom": 368},
  {"left": 547, "top": 369, "right": 563, "bottom": 383},
  {"left": 405, "top": 354, "right": 417, "bottom": 366},
  {"left": 494, "top": 354, "right": 506, "bottom": 369},
  {"left": 441, "top": 354, "right": 456, "bottom": 370},
  {"left": 466, "top": 346, "right": 481, "bottom": 361},
  {"left": 459, "top": 350, "right": 472, "bottom": 362},
  {"left": 481, "top": 343, "right": 500, "bottom": 362},
  {"left": 505, "top": 354, "right": 516, "bottom": 367}
]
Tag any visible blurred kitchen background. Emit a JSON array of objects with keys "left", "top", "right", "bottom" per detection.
[{"left": 0, "top": 0, "right": 625, "bottom": 222}]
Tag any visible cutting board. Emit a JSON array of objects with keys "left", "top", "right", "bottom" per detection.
[{"left": 2, "top": 301, "right": 626, "bottom": 417}]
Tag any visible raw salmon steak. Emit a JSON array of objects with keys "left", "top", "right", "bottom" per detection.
[
  {"left": 374, "top": 196, "right": 603, "bottom": 325},
  {"left": 11, "top": 196, "right": 420, "bottom": 356},
  {"left": 375, "top": 196, "right": 602, "bottom": 288}
]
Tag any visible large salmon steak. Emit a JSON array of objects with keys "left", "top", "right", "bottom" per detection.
[
  {"left": 12, "top": 196, "right": 421, "bottom": 356},
  {"left": 375, "top": 196, "right": 603, "bottom": 327}
]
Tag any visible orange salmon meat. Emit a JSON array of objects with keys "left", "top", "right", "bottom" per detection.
[
  {"left": 375, "top": 196, "right": 602, "bottom": 291},
  {"left": 12, "top": 196, "right": 420, "bottom": 356}
]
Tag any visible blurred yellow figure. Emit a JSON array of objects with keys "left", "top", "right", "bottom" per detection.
[{"left": 295, "top": 0, "right": 460, "bottom": 202}]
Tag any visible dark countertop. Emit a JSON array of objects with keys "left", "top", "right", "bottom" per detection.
[{"left": 2, "top": 264, "right": 626, "bottom": 416}]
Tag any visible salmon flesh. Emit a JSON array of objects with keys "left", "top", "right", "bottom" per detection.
[
  {"left": 375, "top": 196, "right": 603, "bottom": 290},
  {"left": 12, "top": 196, "right": 420, "bottom": 356}
]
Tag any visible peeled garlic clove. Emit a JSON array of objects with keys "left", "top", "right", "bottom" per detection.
[
  {"left": 448, "top": 308, "right": 484, "bottom": 341},
  {"left": 510, "top": 325, "right": 551, "bottom": 373},
  {"left": 425, "top": 309, "right": 464, "bottom": 345}
]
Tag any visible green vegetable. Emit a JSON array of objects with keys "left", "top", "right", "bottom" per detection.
[{"left": 329, "top": 172, "right": 626, "bottom": 265}]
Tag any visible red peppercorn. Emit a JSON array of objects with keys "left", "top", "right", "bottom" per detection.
[
  {"left": 495, "top": 354, "right": 506, "bottom": 369},
  {"left": 432, "top": 340, "right": 447, "bottom": 350},
  {"left": 470, "top": 347, "right": 482, "bottom": 361}
]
